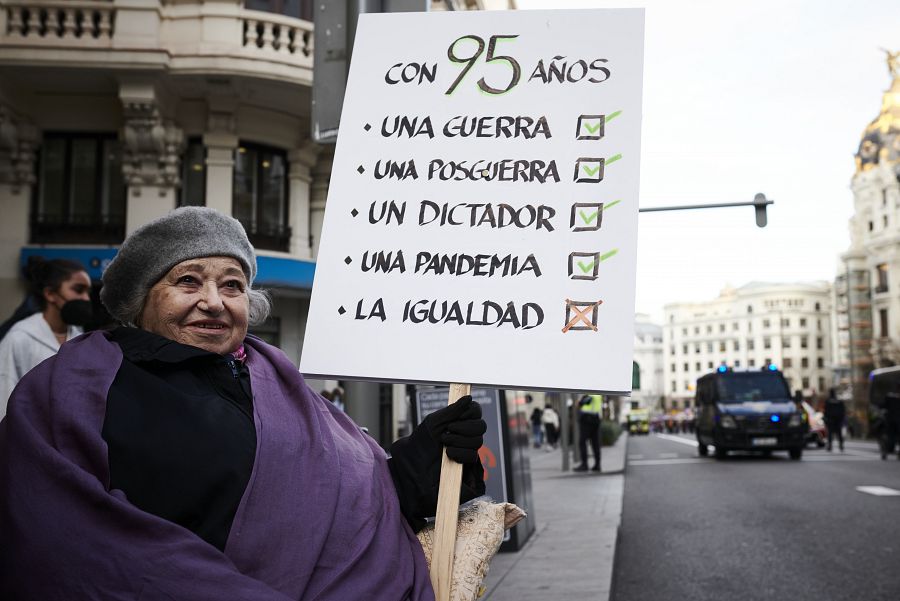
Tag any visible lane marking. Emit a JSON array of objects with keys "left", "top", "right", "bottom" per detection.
[
  {"left": 658, "top": 452, "right": 678, "bottom": 459},
  {"left": 630, "top": 458, "right": 707, "bottom": 466},
  {"left": 654, "top": 433, "right": 699, "bottom": 447},
  {"left": 856, "top": 486, "right": 900, "bottom": 496}
]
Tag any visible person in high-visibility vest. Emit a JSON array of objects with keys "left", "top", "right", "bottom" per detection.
[{"left": 574, "top": 394, "right": 603, "bottom": 472}]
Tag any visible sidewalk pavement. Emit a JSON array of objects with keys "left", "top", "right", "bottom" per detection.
[{"left": 481, "top": 433, "right": 628, "bottom": 601}]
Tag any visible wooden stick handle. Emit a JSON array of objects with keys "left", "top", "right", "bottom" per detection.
[{"left": 429, "top": 382, "right": 471, "bottom": 601}]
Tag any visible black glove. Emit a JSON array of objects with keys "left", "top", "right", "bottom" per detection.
[
  {"left": 420, "top": 395, "right": 487, "bottom": 463},
  {"left": 388, "top": 396, "right": 487, "bottom": 531}
]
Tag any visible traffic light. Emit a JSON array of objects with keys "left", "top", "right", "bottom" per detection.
[{"left": 753, "top": 192, "right": 770, "bottom": 228}]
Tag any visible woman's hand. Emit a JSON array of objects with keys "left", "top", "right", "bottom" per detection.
[{"left": 419, "top": 395, "right": 487, "bottom": 463}]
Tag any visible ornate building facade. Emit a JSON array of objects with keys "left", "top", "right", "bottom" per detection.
[
  {"left": 663, "top": 282, "right": 833, "bottom": 409},
  {"left": 834, "top": 50, "right": 900, "bottom": 431}
]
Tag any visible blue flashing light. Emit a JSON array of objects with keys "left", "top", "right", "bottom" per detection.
[
  {"left": 771, "top": 415, "right": 781, "bottom": 423},
  {"left": 717, "top": 365, "right": 728, "bottom": 373},
  {"left": 767, "top": 364, "right": 778, "bottom": 371}
]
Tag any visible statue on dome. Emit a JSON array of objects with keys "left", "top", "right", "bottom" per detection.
[{"left": 882, "top": 48, "right": 900, "bottom": 79}]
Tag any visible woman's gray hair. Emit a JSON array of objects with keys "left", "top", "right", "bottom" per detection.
[
  {"left": 247, "top": 288, "right": 272, "bottom": 326},
  {"left": 118, "top": 286, "right": 272, "bottom": 328}
]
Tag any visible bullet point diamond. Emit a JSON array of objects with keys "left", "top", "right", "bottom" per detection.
[
  {"left": 338, "top": 306, "right": 346, "bottom": 315},
  {"left": 344, "top": 256, "right": 352, "bottom": 265},
  {"left": 351, "top": 208, "right": 359, "bottom": 217},
  {"left": 357, "top": 165, "right": 365, "bottom": 174},
  {"left": 364, "top": 123, "right": 372, "bottom": 131}
]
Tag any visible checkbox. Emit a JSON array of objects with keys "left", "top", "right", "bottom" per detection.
[
  {"left": 568, "top": 251, "right": 601, "bottom": 281},
  {"left": 576, "top": 114, "right": 605, "bottom": 140},
  {"left": 574, "top": 157, "right": 605, "bottom": 183},
  {"left": 562, "top": 299, "right": 603, "bottom": 333},
  {"left": 570, "top": 203, "right": 604, "bottom": 232}
]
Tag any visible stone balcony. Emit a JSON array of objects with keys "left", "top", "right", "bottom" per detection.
[{"left": 0, "top": 0, "right": 313, "bottom": 85}]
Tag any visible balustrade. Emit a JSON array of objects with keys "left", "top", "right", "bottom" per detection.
[
  {"left": 3, "top": 1, "right": 114, "bottom": 45},
  {"left": 242, "top": 10, "right": 312, "bottom": 63}
]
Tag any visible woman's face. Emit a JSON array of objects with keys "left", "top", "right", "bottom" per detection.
[
  {"left": 139, "top": 257, "right": 250, "bottom": 355},
  {"left": 45, "top": 270, "right": 91, "bottom": 311}
]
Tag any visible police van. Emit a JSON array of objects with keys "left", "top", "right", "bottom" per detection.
[{"left": 695, "top": 365, "right": 807, "bottom": 460}]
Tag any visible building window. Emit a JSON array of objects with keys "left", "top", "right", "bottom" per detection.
[
  {"left": 763, "top": 337, "right": 771, "bottom": 349},
  {"left": 32, "top": 132, "right": 126, "bottom": 244},
  {"left": 733, "top": 340, "right": 740, "bottom": 351},
  {"left": 694, "top": 326, "right": 700, "bottom": 334},
  {"left": 763, "top": 319, "right": 770, "bottom": 328},
  {"left": 801, "top": 357, "right": 809, "bottom": 368},
  {"left": 233, "top": 143, "right": 290, "bottom": 251},
  {"left": 747, "top": 338, "right": 755, "bottom": 350},
  {"left": 815, "top": 302, "right": 821, "bottom": 311},
  {"left": 880, "top": 308, "right": 889, "bottom": 338},
  {"left": 719, "top": 341, "right": 726, "bottom": 352},
  {"left": 671, "top": 363, "right": 676, "bottom": 372},
  {"left": 818, "top": 377, "right": 825, "bottom": 392},
  {"left": 719, "top": 323, "right": 725, "bottom": 332},
  {"left": 800, "top": 336, "right": 808, "bottom": 349},
  {"left": 749, "top": 359, "right": 756, "bottom": 367},
  {"left": 801, "top": 377, "right": 810, "bottom": 389},
  {"left": 876, "top": 263, "right": 889, "bottom": 293},
  {"left": 707, "top": 361, "right": 713, "bottom": 369},
  {"left": 747, "top": 305, "right": 753, "bottom": 314},
  {"left": 734, "top": 360, "right": 741, "bottom": 367},
  {"left": 800, "top": 318, "right": 807, "bottom": 327},
  {"left": 670, "top": 346, "right": 676, "bottom": 355},
  {"left": 682, "top": 327, "right": 687, "bottom": 336},
  {"left": 816, "top": 337, "right": 823, "bottom": 350},
  {"left": 244, "top": 0, "right": 313, "bottom": 20},
  {"left": 695, "top": 362, "right": 701, "bottom": 371},
  {"left": 783, "top": 336, "right": 791, "bottom": 349},
  {"left": 869, "top": 220, "right": 874, "bottom": 231},
  {"left": 817, "top": 357, "right": 824, "bottom": 368},
  {"left": 733, "top": 322, "right": 739, "bottom": 331},
  {"left": 706, "top": 342, "right": 713, "bottom": 353},
  {"left": 781, "top": 318, "right": 790, "bottom": 327},
  {"left": 706, "top": 325, "right": 712, "bottom": 334},
  {"left": 178, "top": 138, "right": 206, "bottom": 207},
  {"left": 695, "top": 344, "right": 700, "bottom": 354},
  {"left": 683, "top": 344, "right": 688, "bottom": 354},
  {"left": 683, "top": 362, "right": 689, "bottom": 371},
  {"left": 784, "top": 358, "right": 793, "bottom": 368},
  {"left": 671, "top": 381, "right": 677, "bottom": 392}
]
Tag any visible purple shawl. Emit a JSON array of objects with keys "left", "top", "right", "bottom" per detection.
[{"left": 0, "top": 331, "right": 433, "bottom": 600}]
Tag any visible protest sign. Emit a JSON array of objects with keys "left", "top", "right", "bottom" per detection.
[{"left": 300, "top": 9, "right": 645, "bottom": 394}]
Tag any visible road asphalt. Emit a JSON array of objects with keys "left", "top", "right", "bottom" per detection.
[{"left": 481, "top": 433, "right": 628, "bottom": 601}]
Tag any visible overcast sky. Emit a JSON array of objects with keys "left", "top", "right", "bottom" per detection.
[{"left": 513, "top": 0, "right": 900, "bottom": 322}]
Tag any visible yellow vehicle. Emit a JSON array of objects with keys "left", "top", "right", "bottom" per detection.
[{"left": 627, "top": 409, "right": 650, "bottom": 435}]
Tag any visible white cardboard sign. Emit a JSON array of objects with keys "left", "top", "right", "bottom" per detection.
[{"left": 300, "top": 9, "right": 644, "bottom": 394}]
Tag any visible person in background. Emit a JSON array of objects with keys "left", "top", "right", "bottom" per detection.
[
  {"left": 541, "top": 404, "right": 560, "bottom": 450},
  {"left": 823, "top": 388, "right": 846, "bottom": 452},
  {"left": 331, "top": 385, "right": 345, "bottom": 412},
  {"left": 530, "top": 405, "right": 544, "bottom": 448},
  {"left": 0, "top": 207, "right": 485, "bottom": 600},
  {"left": 0, "top": 257, "right": 91, "bottom": 414},
  {"left": 574, "top": 394, "right": 603, "bottom": 472}
]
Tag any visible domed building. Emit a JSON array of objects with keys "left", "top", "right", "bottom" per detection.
[{"left": 835, "top": 50, "right": 900, "bottom": 431}]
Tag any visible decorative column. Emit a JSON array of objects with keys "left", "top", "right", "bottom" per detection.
[
  {"left": 119, "top": 83, "right": 184, "bottom": 234},
  {"left": 204, "top": 104, "right": 238, "bottom": 216},
  {"left": 287, "top": 141, "right": 321, "bottom": 259},
  {"left": 309, "top": 145, "right": 334, "bottom": 259},
  {"left": 0, "top": 106, "right": 38, "bottom": 315}
]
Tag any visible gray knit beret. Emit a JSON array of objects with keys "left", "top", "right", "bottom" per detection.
[{"left": 100, "top": 207, "right": 257, "bottom": 322}]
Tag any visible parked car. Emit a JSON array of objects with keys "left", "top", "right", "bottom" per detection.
[{"left": 801, "top": 401, "right": 826, "bottom": 448}]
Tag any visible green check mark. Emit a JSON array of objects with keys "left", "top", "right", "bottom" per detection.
[
  {"left": 578, "top": 259, "right": 597, "bottom": 273},
  {"left": 582, "top": 163, "right": 601, "bottom": 177},
  {"left": 583, "top": 121, "right": 602, "bottom": 134},
  {"left": 579, "top": 209, "right": 599, "bottom": 224}
]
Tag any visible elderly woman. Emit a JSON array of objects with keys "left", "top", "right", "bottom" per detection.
[{"left": 0, "top": 207, "right": 485, "bottom": 600}]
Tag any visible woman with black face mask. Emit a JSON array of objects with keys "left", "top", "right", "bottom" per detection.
[{"left": 0, "top": 257, "right": 91, "bottom": 414}]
